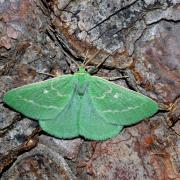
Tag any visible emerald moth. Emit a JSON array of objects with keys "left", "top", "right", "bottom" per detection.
[{"left": 3, "top": 66, "right": 158, "bottom": 140}]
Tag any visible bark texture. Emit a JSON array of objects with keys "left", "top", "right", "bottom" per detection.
[{"left": 0, "top": 0, "right": 179, "bottom": 179}]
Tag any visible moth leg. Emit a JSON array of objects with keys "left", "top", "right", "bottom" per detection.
[
  {"left": 102, "top": 76, "right": 129, "bottom": 81},
  {"left": 36, "top": 71, "right": 58, "bottom": 77}
]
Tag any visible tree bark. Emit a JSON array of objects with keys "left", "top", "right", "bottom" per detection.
[{"left": 0, "top": 0, "right": 179, "bottom": 179}]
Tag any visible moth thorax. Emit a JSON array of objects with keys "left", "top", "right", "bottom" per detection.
[{"left": 77, "top": 82, "right": 89, "bottom": 96}]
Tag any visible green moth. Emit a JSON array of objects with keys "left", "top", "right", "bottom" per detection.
[{"left": 3, "top": 66, "right": 158, "bottom": 140}]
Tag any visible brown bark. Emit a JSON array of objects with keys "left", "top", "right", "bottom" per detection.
[{"left": 0, "top": 0, "right": 179, "bottom": 179}]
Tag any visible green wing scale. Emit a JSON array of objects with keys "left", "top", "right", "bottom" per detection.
[
  {"left": 39, "top": 91, "right": 80, "bottom": 138},
  {"left": 3, "top": 67, "right": 158, "bottom": 140},
  {"left": 40, "top": 89, "right": 123, "bottom": 140},
  {"left": 78, "top": 91, "right": 123, "bottom": 140},
  {"left": 3, "top": 75, "right": 75, "bottom": 120},
  {"left": 89, "top": 76, "right": 158, "bottom": 126}
]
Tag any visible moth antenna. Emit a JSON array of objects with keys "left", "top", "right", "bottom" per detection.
[
  {"left": 83, "top": 49, "right": 89, "bottom": 65},
  {"left": 70, "top": 57, "right": 80, "bottom": 68},
  {"left": 96, "top": 49, "right": 119, "bottom": 69},
  {"left": 36, "top": 71, "right": 57, "bottom": 77},
  {"left": 88, "top": 49, "right": 119, "bottom": 74},
  {"left": 96, "top": 53, "right": 111, "bottom": 69},
  {"left": 84, "top": 49, "right": 101, "bottom": 66}
]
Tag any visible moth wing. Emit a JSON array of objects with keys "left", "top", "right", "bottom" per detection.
[
  {"left": 89, "top": 76, "right": 158, "bottom": 126},
  {"left": 79, "top": 91, "right": 123, "bottom": 140},
  {"left": 39, "top": 93, "right": 80, "bottom": 139},
  {"left": 3, "top": 75, "right": 75, "bottom": 120}
]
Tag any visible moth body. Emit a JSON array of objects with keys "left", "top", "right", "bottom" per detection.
[{"left": 3, "top": 67, "right": 158, "bottom": 140}]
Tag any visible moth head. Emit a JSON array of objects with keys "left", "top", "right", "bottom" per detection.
[{"left": 78, "top": 66, "right": 87, "bottom": 73}]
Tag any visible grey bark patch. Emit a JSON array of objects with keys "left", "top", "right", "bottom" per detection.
[
  {"left": 39, "top": 135, "right": 83, "bottom": 160},
  {"left": 1, "top": 144, "right": 76, "bottom": 180}
]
